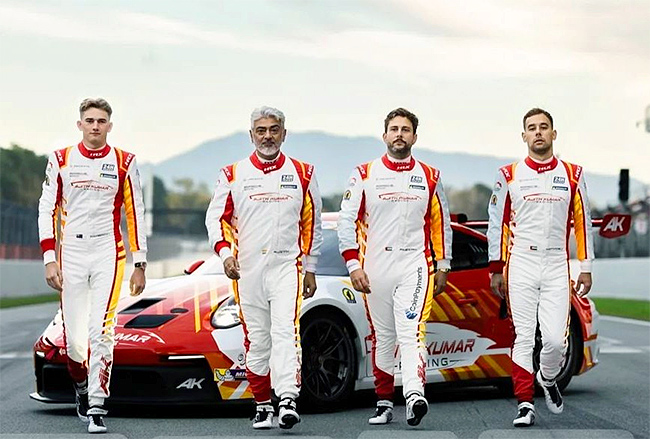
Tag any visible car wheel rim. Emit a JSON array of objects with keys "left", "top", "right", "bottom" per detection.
[{"left": 301, "top": 319, "right": 354, "bottom": 401}]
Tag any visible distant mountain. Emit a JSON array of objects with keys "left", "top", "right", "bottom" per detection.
[{"left": 152, "top": 132, "right": 645, "bottom": 208}]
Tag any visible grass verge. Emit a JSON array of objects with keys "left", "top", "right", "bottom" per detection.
[
  {"left": 0, "top": 293, "right": 59, "bottom": 309},
  {"left": 592, "top": 298, "right": 650, "bottom": 322}
]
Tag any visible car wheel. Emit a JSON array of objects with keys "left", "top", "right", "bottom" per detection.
[
  {"left": 533, "top": 313, "right": 583, "bottom": 392},
  {"left": 299, "top": 309, "right": 357, "bottom": 410}
]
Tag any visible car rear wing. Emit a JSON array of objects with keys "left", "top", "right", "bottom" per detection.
[{"left": 455, "top": 213, "right": 632, "bottom": 239}]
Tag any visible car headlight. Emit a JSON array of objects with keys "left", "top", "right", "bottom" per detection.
[{"left": 210, "top": 296, "right": 241, "bottom": 329}]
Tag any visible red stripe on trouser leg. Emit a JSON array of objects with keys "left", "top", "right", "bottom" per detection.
[
  {"left": 512, "top": 361, "right": 534, "bottom": 403},
  {"left": 68, "top": 358, "right": 88, "bottom": 384},
  {"left": 246, "top": 369, "right": 271, "bottom": 402},
  {"left": 374, "top": 367, "right": 394, "bottom": 401}
]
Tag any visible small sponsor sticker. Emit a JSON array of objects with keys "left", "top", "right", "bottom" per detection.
[
  {"left": 552, "top": 185, "right": 568, "bottom": 191},
  {"left": 410, "top": 175, "right": 423, "bottom": 183},
  {"left": 553, "top": 176, "right": 565, "bottom": 184},
  {"left": 281, "top": 174, "right": 294, "bottom": 182},
  {"left": 280, "top": 184, "right": 298, "bottom": 189},
  {"left": 100, "top": 173, "right": 117, "bottom": 179},
  {"left": 342, "top": 288, "right": 356, "bottom": 304},
  {"left": 102, "top": 163, "right": 115, "bottom": 171},
  {"left": 343, "top": 190, "right": 352, "bottom": 200},
  {"left": 409, "top": 184, "right": 426, "bottom": 190}
]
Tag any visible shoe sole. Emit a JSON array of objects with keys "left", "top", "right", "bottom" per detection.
[
  {"left": 407, "top": 400, "right": 428, "bottom": 426},
  {"left": 368, "top": 416, "right": 393, "bottom": 425},
  {"left": 279, "top": 415, "right": 300, "bottom": 429},
  {"left": 513, "top": 420, "right": 535, "bottom": 428},
  {"left": 87, "top": 426, "right": 107, "bottom": 434}
]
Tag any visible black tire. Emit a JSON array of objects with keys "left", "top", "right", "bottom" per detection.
[
  {"left": 299, "top": 309, "right": 357, "bottom": 410},
  {"left": 533, "top": 313, "right": 583, "bottom": 392}
]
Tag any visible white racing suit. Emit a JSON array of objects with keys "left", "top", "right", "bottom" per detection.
[
  {"left": 38, "top": 142, "right": 147, "bottom": 407},
  {"left": 206, "top": 152, "right": 322, "bottom": 402},
  {"left": 487, "top": 156, "right": 593, "bottom": 403},
  {"left": 338, "top": 154, "right": 452, "bottom": 401}
]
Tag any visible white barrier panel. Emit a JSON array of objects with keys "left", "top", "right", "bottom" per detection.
[{"left": 569, "top": 257, "right": 650, "bottom": 300}]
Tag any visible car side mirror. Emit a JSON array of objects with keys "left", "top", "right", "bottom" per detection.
[{"left": 184, "top": 260, "right": 205, "bottom": 275}]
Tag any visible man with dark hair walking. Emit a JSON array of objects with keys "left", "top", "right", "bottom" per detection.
[
  {"left": 338, "top": 107, "right": 452, "bottom": 426},
  {"left": 487, "top": 107, "right": 593, "bottom": 427}
]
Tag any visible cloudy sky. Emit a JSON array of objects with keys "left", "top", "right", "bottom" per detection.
[{"left": 1, "top": 0, "right": 648, "bottom": 182}]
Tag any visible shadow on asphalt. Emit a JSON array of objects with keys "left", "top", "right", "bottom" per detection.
[{"left": 32, "top": 384, "right": 599, "bottom": 420}]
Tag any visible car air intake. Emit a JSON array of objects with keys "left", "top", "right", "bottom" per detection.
[
  {"left": 124, "top": 315, "right": 176, "bottom": 328},
  {"left": 119, "top": 298, "right": 165, "bottom": 314}
]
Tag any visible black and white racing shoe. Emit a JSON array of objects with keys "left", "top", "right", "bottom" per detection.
[
  {"left": 73, "top": 381, "right": 89, "bottom": 423},
  {"left": 278, "top": 397, "right": 300, "bottom": 429},
  {"left": 252, "top": 403, "right": 275, "bottom": 429},
  {"left": 537, "top": 370, "right": 564, "bottom": 414},
  {"left": 87, "top": 406, "right": 108, "bottom": 434},
  {"left": 368, "top": 400, "right": 394, "bottom": 425},
  {"left": 513, "top": 401, "right": 535, "bottom": 427},
  {"left": 405, "top": 392, "right": 428, "bottom": 426}
]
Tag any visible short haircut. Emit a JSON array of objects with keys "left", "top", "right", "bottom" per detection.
[
  {"left": 384, "top": 107, "right": 419, "bottom": 133},
  {"left": 250, "top": 106, "right": 285, "bottom": 129},
  {"left": 523, "top": 107, "right": 553, "bottom": 129},
  {"left": 79, "top": 98, "right": 112, "bottom": 118}
]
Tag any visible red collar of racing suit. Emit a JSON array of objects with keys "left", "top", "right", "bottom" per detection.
[
  {"left": 381, "top": 154, "right": 415, "bottom": 172},
  {"left": 78, "top": 142, "right": 111, "bottom": 159},
  {"left": 524, "top": 155, "right": 558, "bottom": 173},
  {"left": 249, "top": 151, "right": 286, "bottom": 174}
]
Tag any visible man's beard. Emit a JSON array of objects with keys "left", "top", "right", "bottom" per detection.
[
  {"left": 256, "top": 142, "right": 281, "bottom": 158},
  {"left": 387, "top": 139, "right": 412, "bottom": 158}
]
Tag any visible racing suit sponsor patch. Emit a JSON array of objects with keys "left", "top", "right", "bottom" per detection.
[{"left": 405, "top": 267, "right": 423, "bottom": 320}]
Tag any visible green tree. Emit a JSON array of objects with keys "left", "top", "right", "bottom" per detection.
[{"left": 0, "top": 144, "right": 48, "bottom": 208}]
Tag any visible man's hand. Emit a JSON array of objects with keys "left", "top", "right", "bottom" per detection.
[
  {"left": 490, "top": 273, "right": 506, "bottom": 298},
  {"left": 350, "top": 268, "right": 371, "bottom": 294},
  {"left": 433, "top": 270, "right": 448, "bottom": 296},
  {"left": 223, "top": 256, "right": 240, "bottom": 280},
  {"left": 45, "top": 262, "right": 63, "bottom": 291},
  {"left": 574, "top": 272, "right": 592, "bottom": 297},
  {"left": 303, "top": 272, "right": 317, "bottom": 299},
  {"left": 130, "top": 268, "right": 146, "bottom": 296}
]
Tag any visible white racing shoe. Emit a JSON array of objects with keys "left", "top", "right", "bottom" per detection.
[
  {"left": 537, "top": 371, "right": 564, "bottom": 414},
  {"left": 252, "top": 403, "right": 275, "bottom": 429},
  {"left": 87, "top": 406, "right": 108, "bottom": 434},
  {"left": 405, "top": 393, "right": 428, "bottom": 426},
  {"left": 513, "top": 401, "right": 535, "bottom": 427},
  {"left": 368, "top": 400, "right": 394, "bottom": 425}
]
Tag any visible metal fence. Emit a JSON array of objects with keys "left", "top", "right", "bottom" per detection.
[{"left": 0, "top": 201, "right": 41, "bottom": 259}]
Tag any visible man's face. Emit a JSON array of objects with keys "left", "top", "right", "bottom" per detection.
[
  {"left": 522, "top": 113, "right": 556, "bottom": 157},
  {"left": 383, "top": 116, "right": 417, "bottom": 158},
  {"left": 77, "top": 108, "right": 112, "bottom": 148},
  {"left": 250, "top": 117, "right": 286, "bottom": 160}
]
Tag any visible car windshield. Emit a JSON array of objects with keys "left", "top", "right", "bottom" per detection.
[{"left": 191, "top": 227, "right": 348, "bottom": 276}]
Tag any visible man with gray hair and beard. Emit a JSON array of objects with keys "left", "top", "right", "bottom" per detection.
[{"left": 206, "top": 106, "right": 322, "bottom": 429}]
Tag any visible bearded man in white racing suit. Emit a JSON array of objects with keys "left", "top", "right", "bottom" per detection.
[
  {"left": 338, "top": 107, "right": 452, "bottom": 427},
  {"left": 206, "top": 106, "right": 322, "bottom": 430}
]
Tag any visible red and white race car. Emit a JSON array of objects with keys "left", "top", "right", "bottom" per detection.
[{"left": 32, "top": 213, "right": 618, "bottom": 409}]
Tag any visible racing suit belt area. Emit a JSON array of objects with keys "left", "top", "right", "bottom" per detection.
[
  {"left": 364, "top": 251, "right": 433, "bottom": 400},
  {"left": 486, "top": 156, "right": 594, "bottom": 403}
]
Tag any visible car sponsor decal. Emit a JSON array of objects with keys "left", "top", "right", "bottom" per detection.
[
  {"left": 177, "top": 378, "right": 205, "bottom": 389},
  {"left": 214, "top": 368, "right": 247, "bottom": 382},
  {"left": 342, "top": 288, "right": 356, "bottom": 304},
  {"left": 393, "top": 323, "right": 497, "bottom": 372}
]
